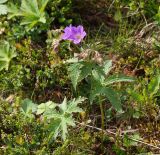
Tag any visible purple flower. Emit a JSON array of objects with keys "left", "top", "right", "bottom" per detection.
[
  {"left": 62, "top": 25, "right": 86, "bottom": 44},
  {"left": 62, "top": 25, "right": 73, "bottom": 40}
]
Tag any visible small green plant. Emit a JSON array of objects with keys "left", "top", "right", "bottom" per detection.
[
  {"left": 37, "top": 97, "right": 85, "bottom": 140},
  {"left": 0, "top": 41, "right": 16, "bottom": 71},
  {"left": 8, "top": 0, "right": 49, "bottom": 31},
  {"left": 21, "top": 97, "right": 86, "bottom": 141},
  {"left": 129, "top": 74, "right": 160, "bottom": 105},
  {"left": 0, "top": 0, "right": 8, "bottom": 15},
  {"left": 61, "top": 25, "right": 134, "bottom": 129},
  {"left": 66, "top": 48, "right": 134, "bottom": 130}
]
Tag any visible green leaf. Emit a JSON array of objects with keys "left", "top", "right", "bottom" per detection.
[
  {"left": 103, "top": 87, "right": 122, "bottom": 112},
  {"left": 36, "top": 101, "right": 57, "bottom": 115},
  {"left": 105, "top": 75, "right": 134, "bottom": 86},
  {"left": 7, "top": 3, "right": 22, "bottom": 19},
  {"left": 0, "top": 41, "right": 16, "bottom": 71},
  {"left": 68, "top": 63, "right": 83, "bottom": 90},
  {"left": 45, "top": 109, "right": 61, "bottom": 119},
  {"left": 48, "top": 119, "right": 61, "bottom": 140},
  {"left": 46, "top": 114, "right": 76, "bottom": 140},
  {"left": 78, "top": 62, "right": 93, "bottom": 82},
  {"left": 48, "top": 115, "right": 75, "bottom": 140},
  {"left": 59, "top": 97, "right": 68, "bottom": 112},
  {"left": 66, "top": 97, "right": 85, "bottom": 113},
  {"left": 21, "top": 0, "right": 39, "bottom": 14},
  {"left": 59, "top": 97, "right": 85, "bottom": 114},
  {"left": 0, "top": 0, "right": 8, "bottom": 4},
  {"left": 123, "top": 134, "right": 141, "bottom": 147},
  {"left": 90, "top": 83, "right": 122, "bottom": 111},
  {"left": 61, "top": 116, "right": 75, "bottom": 140},
  {"left": 21, "top": 98, "right": 37, "bottom": 117},
  {"left": 103, "top": 60, "right": 112, "bottom": 75},
  {"left": 148, "top": 75, "right": 160, "bottom": 97},
  {"left": 92, "top": 66, "right": 105, "bottom": 84},
  {"left": 89, "top": 82, "right": 104, "bottom": 103},
  {"left": 8, "top": 0, "right": 49, "bottom": 30},
  {"left": 0, "top": 0, "right": 8, "bottom": 15},
  {"left": 68, "top": 61, "right": 93, "bottom": 90},
  {"left": 39, "top": 0, "right": 49, "bottom": 13},
  {"left": 0, "top": 4, "right": 7, "bottom": 15}
]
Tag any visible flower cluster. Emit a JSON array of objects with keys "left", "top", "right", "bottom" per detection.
[{"left": 62, "top": 25, "right": 86, "bottom": 44}]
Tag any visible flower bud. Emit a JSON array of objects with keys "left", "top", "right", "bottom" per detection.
[{"left": 92, "top": 51, "right": 103, "bottom": 64}]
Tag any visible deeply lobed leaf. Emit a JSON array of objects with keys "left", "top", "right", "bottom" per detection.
[
  {"left": 36, "top": 97, "right": 85, "bottom": 140},
  {"left": 7, "top": 0, "right": 49, "bottom": 30}
]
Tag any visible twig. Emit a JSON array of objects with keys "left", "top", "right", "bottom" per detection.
[
  {"left": 135, "top": 22, "right": 157, "bottom": 39},
  {"left": 108, "top": 0, "right": 116, "bottom": 12},
  {"left": 76, "top": 122, "right": 160, "bottom": 150},
  {"left": 121, "top": 129, "right": 139, "bottom": 134},
  {"left": 141, "top": 12, "right": 148, "bottom": 25}
]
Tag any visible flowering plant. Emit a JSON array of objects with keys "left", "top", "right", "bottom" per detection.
[{"left": 62, "top": 25, "right": 86, "bottom": 44}]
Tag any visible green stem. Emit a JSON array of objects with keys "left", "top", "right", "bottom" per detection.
[{"left": 99, "top": 101, "right": 105, "bottom": 130}]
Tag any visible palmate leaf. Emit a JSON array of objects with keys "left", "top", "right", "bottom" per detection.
[
  {"left": 0, "top": 0, "right": 8, "bottom": 15},
  {"left": 0, "top": 41, "right": 16, "bottom": 71},
  {"left": 38, "top": 97, "right": 85, "bottom": 140},
  {"left": 8, "top": 0, "right": 49, "bottom": 30}
]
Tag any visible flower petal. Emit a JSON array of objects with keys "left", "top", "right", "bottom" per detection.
[{"left": 73, "top": 39, "right": 81, "bottom": 44}]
